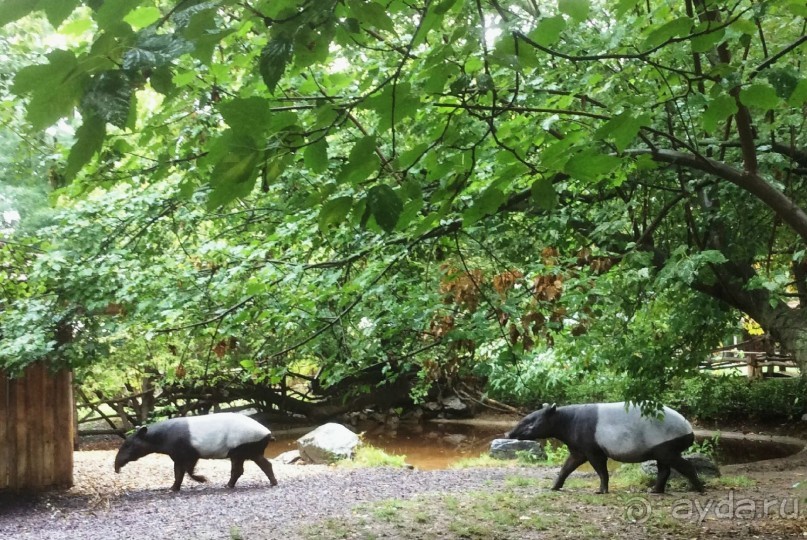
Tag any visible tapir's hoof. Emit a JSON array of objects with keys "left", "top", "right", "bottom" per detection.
[
  {"left": 190, "top": 475, "right": 207, "bottom": 483},
  {"left": 270, "top": 480, "right": 278, "bottom": 487},
  {"left": 649, "top": 489, "right": 666, "bottom": 495}
]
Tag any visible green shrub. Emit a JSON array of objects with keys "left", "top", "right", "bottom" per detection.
[{"left": 663, "top": 375, "right": 807, "bottom": 422}]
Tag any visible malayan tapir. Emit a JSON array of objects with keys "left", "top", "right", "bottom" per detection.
[
  {"left": 114, "top": 412, "right": 278, "bottom": 492},
  {"left": 507, "top": 402, "right": 704, "bottom": 494}
]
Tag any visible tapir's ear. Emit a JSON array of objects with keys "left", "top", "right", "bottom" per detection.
[
  {"left": 541, "top": 402, "right": 550, "bottom": 409},
  {"left": 548, "top": 403, "right": 557, "bottom": 413},
  {"left": 136, "top": 426, "right": 148, "bottom": 437}
]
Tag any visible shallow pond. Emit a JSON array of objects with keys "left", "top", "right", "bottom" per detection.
[{"left": 271, "top": 420, "right": 804, "bottom": 470}]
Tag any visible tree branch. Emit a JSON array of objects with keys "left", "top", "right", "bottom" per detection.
[{"left": 625, "top": 148, "right": 807, "bottom": 243}]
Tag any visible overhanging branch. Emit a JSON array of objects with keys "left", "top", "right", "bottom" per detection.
[{"left": 625, "top": 148, "right": 807, "bottom": 243}]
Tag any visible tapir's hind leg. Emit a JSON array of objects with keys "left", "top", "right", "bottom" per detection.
[
  {"left": 552, "top": 451, "right": 588, "bottom": 491},
  {"left": 670, "top": 455, "right": 705, "bottom": 492},
  {"left": 186, "top": 458, "right": 207, "bottom": 483},
  {"left": 253, "top": 456, "right": 278, "bottom": 486}
]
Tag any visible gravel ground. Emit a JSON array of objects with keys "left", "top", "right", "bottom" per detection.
[{"left": 0, "top": 449, "right": 558, "bottom": 540}]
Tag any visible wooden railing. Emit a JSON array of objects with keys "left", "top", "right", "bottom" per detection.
[{"left": 700, "top": 337, "right": 799, "bottom": 378}]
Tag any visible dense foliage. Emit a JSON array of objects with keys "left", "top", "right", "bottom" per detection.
[{"left": 1, "top": 0, "right": 806, "bottom": 415}]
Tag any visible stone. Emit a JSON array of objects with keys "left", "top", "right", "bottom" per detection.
[
  {"left": 275, "top": 450, "right": 301, "bottom": 464},
  {"left": 640, "top": 452, "right": 721, "bottom": 480},
  {"left": 801, "top": 413, "right": 807, "bottom": 422},
  {"left": 296, "top": 423, "right": 360, "bottom": 464},
  {"left": 489, "top": 439, "right": 547, "bottom": 460},
  {"left": 441, "top": 395, "right": 472, "bottom": 418},
  {"left": 444, "top": 433, "right": 467, "bottom": 446}
]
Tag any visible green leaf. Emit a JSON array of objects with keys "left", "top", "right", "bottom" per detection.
[
  {"left": 14, "top": 50, "right": 87, "bottom": 130},
  {"left": 788, "top": 79, "right": 807, "bottom": 107},
  {"left": 94, "top": 0, "right": 135, "bottom": 30},
  {"left": 690, "top": 24, "right": 724, "bottom": 53},
  {"left": 642, "top": 17, "right": 692, "bottom": 49},
  {"left": 218, "top": 97, "right": 273, "bottom": 136},
  {"left": 304, "top": 138, "right": 329, "bottom": 174},
  {"left": 563, "top": 150, "right": 621, "bottom": 182},
  {"left": 149, "top": 65, "right": 175, "bottom": 94},
  {"left": 259, "top": 35, "right": 293, "bottom": 94},
  {"left": 558, "top": 0, "right": 589, "bottom": 22},
  {"left": 462, "top": 187, "right": 505, "bottom": 226},
  {"left": 81, "top": 71, "right": 133, "bottom": 129},
  {"left": 0, "top": 0, "right": 38, "bottom": 27},
  {"left": 739, "top": 83, "right": 780, "bottom": 110},
  {"left": 367, "top": 184, "right": 402, "bottom": 232},
  {"left": 702, "top": 94, "right": 737, "bottom": 133},
  {"left": 531, "top": 177, "right": 557, "bottom": 211},
  {"left": 766, "top": 68, "right": 799, "bottom": 99},
  {"left": 527, "top": 16, "right": 566, "bottom": 47},
  {"left": 64, "top": 116, "right": 106, "bottom": 180},
  {"left": 361, "top": 82, "right": 420, "bottom": 132},
  {"left": 319, "top": 196, "right": 353, "bottom": 232},
  {"left": 122, "top": 30, "right": 194, "bottom": 71},
  {"left": 347, "top": 0, "right": 394, "bottom": 33},
  {"left": 40, "top": 0, "right": 80, "bottom": 27},
  {"left": 124, "top": 6, "right": 162, "bottom": 29},
  {"left": 337, "top": 136, "right": 380, "bottom": 184},
  {"left": 593, "top": 112, "right": 649, "bottom": 152},
  {"left": 207, "top": 135, "right": 262, "bottom": 209}
]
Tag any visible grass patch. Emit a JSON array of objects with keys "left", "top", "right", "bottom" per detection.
[
  {"left": 302, "top": 485, "right": 708, "bottom": 540},
  {"left": 710, "top": 474, "right": 755, "bottom": 488},
  {"left": 450, "top": 453, "right": 510, "bottom": 469},
  {"left": 338, "top": 444, "right": 409, "bottom": 468}
]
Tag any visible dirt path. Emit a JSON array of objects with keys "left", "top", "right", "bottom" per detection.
[
  {"left": 2, "top": 436, "right": 807, "bottom": 539},
  {"left": 0, "top": 452, "right": 559, "bottom": 540}
]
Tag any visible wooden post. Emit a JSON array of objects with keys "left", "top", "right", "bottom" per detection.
[
  {"left": 0, "top": 371, "right": 8, "bottom": 489},
  {"left": 0, "top": 364, "right": 74, "bottom": 491}
]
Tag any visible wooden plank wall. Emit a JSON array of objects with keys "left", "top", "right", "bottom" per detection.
[{"left": 0, "top": 363, "right": 73, "bottom": 491}]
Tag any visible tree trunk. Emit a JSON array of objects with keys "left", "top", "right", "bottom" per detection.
[{"left": 756, "top": 305, "right": 807, "bottom": 374}]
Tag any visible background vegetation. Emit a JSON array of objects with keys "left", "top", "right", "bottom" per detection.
[{"left": 1, "top": 0, "right": 805, "bottom": 424}]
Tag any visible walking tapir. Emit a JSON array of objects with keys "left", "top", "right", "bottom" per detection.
[
  {"left": 114, "top": 412, "right": 278, "bottom": 491},
  {"left": 507, "top": 402, "right": 704, "bottom": 494}
]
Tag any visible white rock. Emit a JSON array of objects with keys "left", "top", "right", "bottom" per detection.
[{"left": 296, "top": 423, "right": 360, "bottom": 464}]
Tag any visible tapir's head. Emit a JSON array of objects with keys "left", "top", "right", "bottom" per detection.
[
  {"left": 114, "top": 426, "right": 153, "bottom": 473},
  {"left": 506, "top": 403, "right": 557, "bottom": 440}
]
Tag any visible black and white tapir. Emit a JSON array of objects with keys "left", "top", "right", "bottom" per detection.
[
  {"left": 507, "top": 402, "right": 704, "bottom": 494},
  {"left": 114, "top": 412, "right": 278, "bottom": 492}
]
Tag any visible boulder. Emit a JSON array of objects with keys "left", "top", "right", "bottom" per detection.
[
  {"left": 640, "top": 452, "right": 721, "bottom": 480},
  {"left": 296, "top": 423, "right": 360, "bottom": 464},
  {"left": 489, "top": 439, "right": 547, "bottom": 460}
]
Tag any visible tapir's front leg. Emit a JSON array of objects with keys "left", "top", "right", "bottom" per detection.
[
  {"left": 552, "top": 451, "right": 587, "bottom": 490},
  {"left": 587, "top": 452, "right": 609, "bottom": 494},
  {"left": 171, "top": 460, "right": 185, "bottom": 492}
]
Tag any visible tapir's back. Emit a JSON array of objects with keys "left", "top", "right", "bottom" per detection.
[
  {"left": 593, "top": 402, "right": 693, "bottom": 462},
  {"left": 187, "top": 413, "right": 271, "bottom": 459}
]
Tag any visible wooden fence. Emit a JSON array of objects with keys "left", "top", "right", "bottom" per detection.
[
  {"left": 0, "top": 363, "right": 74, "bottom": 491},
  {"left": 701, "top": 337, "right": 799, "bottom": 378}
]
